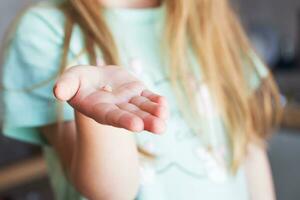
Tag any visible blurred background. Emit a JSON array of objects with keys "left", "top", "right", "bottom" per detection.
[{"left": 0, "top": 0, "right": 300, "bottom": 199}]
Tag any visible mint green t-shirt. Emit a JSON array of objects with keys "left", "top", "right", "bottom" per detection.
[{"left": 1, "top": 1, "right": 269, "bottom": 200}]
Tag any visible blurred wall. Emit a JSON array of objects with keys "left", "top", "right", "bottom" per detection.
[
  {"left": 236, "top": 0, "right": 300, "bottom": 52},
  {"left": 0, "top": 0, "right": 40, "bottom": 43}
]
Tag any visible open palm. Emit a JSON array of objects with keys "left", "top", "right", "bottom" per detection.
[{"left": 53, "top": 65, "right": 168, "bottom": 134}]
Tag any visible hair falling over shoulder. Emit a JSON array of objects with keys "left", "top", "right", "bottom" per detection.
[{"left": 59, "top": 0, "right": 282, "bottom": 172}]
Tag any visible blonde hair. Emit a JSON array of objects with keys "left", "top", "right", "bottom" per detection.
[{"left": 2, "top": 0, "right": 282, "bottom": 172}]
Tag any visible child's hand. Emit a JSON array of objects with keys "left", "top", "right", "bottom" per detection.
[{"left": 53, "top": 65, "right": 168, "bottom": 134}]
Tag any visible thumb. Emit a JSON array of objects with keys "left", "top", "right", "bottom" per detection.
[{"left": 53, "top": 72, "right": 80, "bottom": 101}]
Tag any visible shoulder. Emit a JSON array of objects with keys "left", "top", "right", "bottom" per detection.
[
  {"left": 2, "top": 1, "right": 69, "bottom": 84},
  {"left": 14, "top": 1, "right": 66, "bottom": 44},
  {"left": 11, "top": 1, "right": 86, "bottom": 64}
]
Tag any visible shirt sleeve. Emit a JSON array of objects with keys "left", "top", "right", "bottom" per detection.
[
  {"left": 246, "top": 51, "right": 270, "bottom": 92},
  {"left": 1, "top": 6, "right": 74, "bottom": 145}
]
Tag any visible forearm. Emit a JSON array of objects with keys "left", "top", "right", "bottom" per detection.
[
  {"left": 42, "top": 113, "right": 140, "bottom": 200},
  {"left": 245, "top": 144, "right": 276, "bottom": 200},
  {"left": 71, "top": 111, "right": 140, "bottom": 200}
]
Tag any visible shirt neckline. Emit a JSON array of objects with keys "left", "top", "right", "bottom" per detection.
[{"left": 103, "top": 5, "right": 164, "bottom": 24}]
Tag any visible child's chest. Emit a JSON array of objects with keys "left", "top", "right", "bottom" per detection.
[
  {"left": 114, "top": 38, "right": 233, "bottom": 185},
  {"left": 73, "top": 22, "right": 234, "bottom": 184}
]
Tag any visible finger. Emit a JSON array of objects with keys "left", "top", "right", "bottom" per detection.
[
  {"left": 130, "top": 96, "right": 168, "bottom": 119},
  {"left": 141, "top": 90, "right": 168, "bottom": 106},
  {"left": 92, "top": 103, "right": 144, "bottom": 132},
  {"left": 54, "top": 71, "right": 80, "bottom": 101},
  {"left": 118, "top": 103, "right": 166, "bottom": 134}
]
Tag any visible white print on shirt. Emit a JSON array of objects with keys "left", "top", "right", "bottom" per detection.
[
  {"left": 129, "top": 57, "right": 144, "bottom": 76},
  {"left": 195, "top": 146, "right": 229, "bottom": 183},
  {"left": 139, "top": 162, "right": 157, "bottom": 186}
]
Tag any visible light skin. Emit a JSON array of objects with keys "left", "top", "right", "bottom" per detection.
[{"left": 41, "top": 0, "right": 276, "bottom": 199}]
